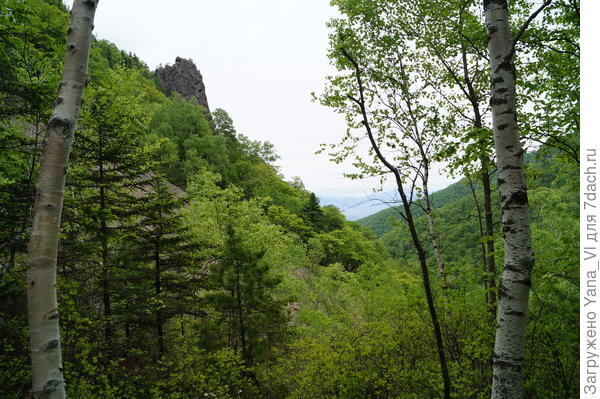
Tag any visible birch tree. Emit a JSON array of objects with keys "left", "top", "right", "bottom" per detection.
[
  {"left": 519, "top": 0, "right": 579, "bottom": 164},
  {"left": 25, "top": 1, "right": 98, "bottom": 397},
  {"left": 398, "top": 0, "right": 500, "bottom": 309},
  {"left": 324, "top": 1, "right": 455, "bottom": 296},
  {"left": 328, "top": 0, "right": 501, "bottom": 311},
  {"left": 380, "top": 69, "right": 453, "bottom": 300},
  {"left": 338, "top": 49, "right": 451, "bottom": 398},
  {"left": 482, "top": 0, "right": 552, "bottom": 397},
  {"left": 318, "top": 17, "right": 453, "bottom": 393}
]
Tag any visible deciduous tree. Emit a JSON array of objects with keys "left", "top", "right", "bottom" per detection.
[
  {"left": 25, "top": 1, "right": 97, "bottom": 397},
  {"left": 482, "top": 0, "right": 552, "bottom": 396}
]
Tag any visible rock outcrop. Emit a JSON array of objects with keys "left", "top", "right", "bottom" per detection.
[{"left": 155, "top": 57, "right": 211, "bottom": 116}]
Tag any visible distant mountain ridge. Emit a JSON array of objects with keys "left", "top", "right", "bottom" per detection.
[
  {"left": 356, "top": 179, "right": 476, "bottom": 237},
  {"left": 355, "top": 152, "right": 547, "bottom": 238},
  {"left": 317, "top": 193, "right": 393, "bottom": 221}
]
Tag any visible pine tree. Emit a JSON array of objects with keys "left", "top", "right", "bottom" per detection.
[
  {"left": 207, "top": 225, "right": 287, "bottom": 366},
  {"left": 130, "top": 174, "right": 200, "bottom": 357},
  {"left": 61, "top": 84, "right": 155, "bottom": 358},
  {"left": 302, "top": 193, "right": 325, "bottom": 232}
]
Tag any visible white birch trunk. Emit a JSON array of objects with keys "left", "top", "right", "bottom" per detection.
[
  {"left": 483, "top": 1, "right": 534, "bottom": 398},
  {"left": 26, "top": 1, "right": 98, "bottom": 398},
  {"left": 422, "top": 167, "right": 449, "bottom": 300}
]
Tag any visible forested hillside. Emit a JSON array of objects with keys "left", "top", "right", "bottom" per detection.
[
  {"left": 358, "top": 180, "right": 476, "bottom": 237},
  {"left": 0, "top": 0, "right": 579, "bottom": 398},
  {"left": 358, "top": 151, "right": 577, "bottom": 337}
]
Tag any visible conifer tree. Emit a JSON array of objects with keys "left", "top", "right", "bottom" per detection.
[
  {"left": 132, "top": 174, "right": 199, "bottom": 357},
  {"left": 62, "top": 84, "right": 154, "bottom": 356},
  {"left": 207, "top": 225, "right": 287, "bottom": 366},
  {"left": 302, "top": 193, "right": 325, "bottom": 232}
]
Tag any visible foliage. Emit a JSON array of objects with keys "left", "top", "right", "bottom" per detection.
[
  {"left": 519, "top": 0, "right": 579, "bottom": 164},
  {"left": 0, "top": 1, "right": 579, "bottom": 398}
]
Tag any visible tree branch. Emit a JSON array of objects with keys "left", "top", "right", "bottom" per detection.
[
  {"left": 340, "top": 47, "right": 403, "bottom": 184},
  {"left": 512, "top": 0, "right": 553, "bottom": 53}
]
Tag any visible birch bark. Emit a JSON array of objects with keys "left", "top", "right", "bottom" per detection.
[
  {"left": 26, "top": 1, "right": 98, "bottom": 398},
  {"left": 422, "top": 164, "right": 449, "bottom": 299},
  {"left": 483, "top": 0, "right": 535, "bottom": 397},
  {"left": 341, "top": 48, "right": 452, "bottom": 399}
]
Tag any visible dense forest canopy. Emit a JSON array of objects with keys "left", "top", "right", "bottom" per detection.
[{"left": 0, "top": 0, "right": 579, "bottom": 398}]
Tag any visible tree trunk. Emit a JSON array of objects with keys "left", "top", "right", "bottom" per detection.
[
  {"left": 459, "top": 30, "right": 498, "bottom": 311},
  {"left": 100, "top": 180, "right": 112, "bottom": 345},
  {"left": 340, "top": 48, "right": 451, "bottom": 399},
  {"left": 480, "top": 158, "right": 497, "bottom": 310},
  {"left": 396, "top": 181, "right": 451, "bottom": 399},
  {"left": 483, "top": 1, "right": 535, "bottom": 397},
  {"left": 155, "top": 243, "right": 165, "bottom": 356},
  {"left": 422, "top": 163, "right": 449, "bottom": 301},
  {"left": 234, "top": 265, "right": 248, "bottom": 364},
  {"left": 466, "top": 175, "right": 490, "bottom": 301},
  {"left": 26, "top": 1, "right": 98, "bottom": 398},
  {"left": 125, "top": 311, "right": 130, "bottom": 349}
]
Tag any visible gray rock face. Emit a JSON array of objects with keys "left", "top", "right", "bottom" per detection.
[{"left": 155, "top": 57, "right": 211, "bottom": 115}]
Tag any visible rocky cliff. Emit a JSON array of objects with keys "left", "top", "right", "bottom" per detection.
[{"left": 155, "top": 57, "right": 211, "bottom": 116}]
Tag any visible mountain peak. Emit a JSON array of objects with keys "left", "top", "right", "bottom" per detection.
[{"left": 155, "top": 57, "right": 211, "bottom": 116}]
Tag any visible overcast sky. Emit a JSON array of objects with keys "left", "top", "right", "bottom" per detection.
[{"left": 63, "top": 0, "right": 456, "bottom": 212}]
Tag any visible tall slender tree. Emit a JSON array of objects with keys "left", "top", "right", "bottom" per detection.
[
  {"left": 326, "top": 0, "right": 499, "bottom": 308},
  {"left": 332, "top": 48, "right": 452, "bottom": 399},
  {"left": 133, "top": 174, "right": 199, "bottom": 357},
  {"left": 206, "top": 224, "right": 287, "bottom": 367},
  {"left": 483, "top": 0, "right": 552, "bottom": 397},
  {"left": 405, "top": 0, "right": 499, "bottom": 308},
  {"left": 302, "top": 193, "right": 326, "bottom": 232},
  {"left": 63, "top": 84, "right": 154, "bottom": 356},
  {"left": 25, "top": 1, "right": 97, "bottom": 398}
]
